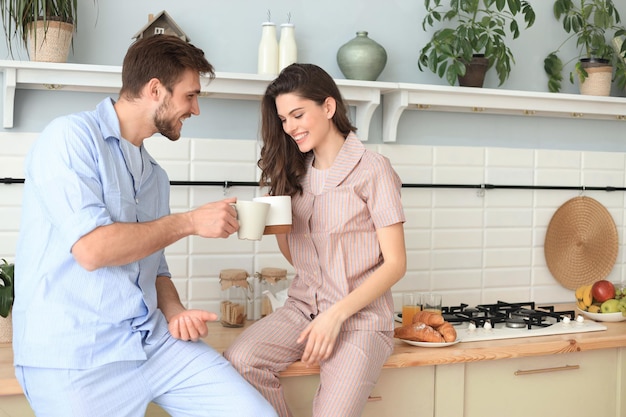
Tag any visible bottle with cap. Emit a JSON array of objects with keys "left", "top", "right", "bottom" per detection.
[
  {"left": 257, "top": 12, "right": 278, "bottom": 75},
  {"left": 278, "top": 15, "right": 297, "bottom": 71}
]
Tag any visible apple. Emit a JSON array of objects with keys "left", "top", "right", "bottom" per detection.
[
  {"left": 591, "top": 280, "right": 615, "bottom": 303},
  {"left": 601, "top": 299, "right": 621, "bottom": 313}
]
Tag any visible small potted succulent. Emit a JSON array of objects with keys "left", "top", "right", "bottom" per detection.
[
  {"left": 418, "top": 0, "right": 536, "bottom": 87},
  {"left": 0, "top": 259, "right": 14, "bottom": 343},
  {"left": 543, "top": 0, "right": 626, "bottom": 95}
]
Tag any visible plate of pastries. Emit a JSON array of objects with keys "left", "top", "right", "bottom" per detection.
[{"left": 393, "top": 310, "right": 460, "bottom": 347}]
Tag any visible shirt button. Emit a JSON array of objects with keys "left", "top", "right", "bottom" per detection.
[
  {"left": 135, "top": 198, "right": 139, "bottom": 204},
  {"left": 132, "top": 326, "right": 138, "bottom": 330}
]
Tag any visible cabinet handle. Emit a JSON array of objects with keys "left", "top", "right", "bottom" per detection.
[
  {"left": 514, "top": 364, "right": 579, "bottom": 376},
  {"left": 367, "top": 396, "right": 382, "bottom": 402}
]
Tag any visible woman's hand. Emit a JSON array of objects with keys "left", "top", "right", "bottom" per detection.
[
  {"left": 168, "top": 309, "right": 218, "bottom": 341},
  {"left": 297, "top": 307, "right": 347, "bottom": 366}
]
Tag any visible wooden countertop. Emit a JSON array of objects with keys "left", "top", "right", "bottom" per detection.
[{"left": 2, "top": 305, "right": 626, "bottom": 396}]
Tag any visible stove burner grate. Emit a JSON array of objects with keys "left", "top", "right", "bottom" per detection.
[{"left": 441, "top": 301, "right": 576, "bottom": 329}]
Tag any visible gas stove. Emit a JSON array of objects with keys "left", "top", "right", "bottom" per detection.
[{"left": 400, "top": 301, "right": 607, "bottom": 343}]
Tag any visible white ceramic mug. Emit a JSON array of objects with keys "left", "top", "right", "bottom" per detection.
[
  {"left": 252, "top": 195, "right": 292, "bottom": 234},
  {"left": 233, "top": 200, "right": 271, "bottom": 240}
]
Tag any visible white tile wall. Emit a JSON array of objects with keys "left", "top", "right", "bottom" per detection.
[{"left": 1, "top": 132, "right": 625, "bottom": 316}]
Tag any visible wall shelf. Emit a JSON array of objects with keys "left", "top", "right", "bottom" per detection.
[
  {"left": 382, "top": 83, "right": 626, "bottom": 142},
  {"left": 2, "top": 61, "right": 626, "bottom": 142},
  {"left": 0, "top": 60, "right": 395, "bottom": 140}
]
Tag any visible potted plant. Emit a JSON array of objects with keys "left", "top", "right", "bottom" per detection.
[
  {"left": 418, "top": 0, "right": 536, "bottom": 87},
  {"left": 0, "top": 0, "right": 84, "bottom": 62},
  {"left": 0, "top": 259, "right": 14, "bottom": 343},
  {"left": 543, "top": 0, "right": 626, "bottom": 95}
]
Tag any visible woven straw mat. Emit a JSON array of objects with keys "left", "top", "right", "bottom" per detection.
[{"left": 544, "top": 196, "right": 618, "bottom": 290}]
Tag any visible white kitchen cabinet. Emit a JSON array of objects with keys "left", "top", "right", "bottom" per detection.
[
  {"left": 281, "top": 365, "right": 435, "bottom": 417},
  {"left": 459, "top": 349, "right": 620, "bottom": 417}
]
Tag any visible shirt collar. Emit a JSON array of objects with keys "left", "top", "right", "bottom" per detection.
[{"left": 303, "top": 131, "right": 365, "bottom": 193}]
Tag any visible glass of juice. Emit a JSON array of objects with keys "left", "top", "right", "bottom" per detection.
[{"left": 402, "top": 292, "right": 422, "bottom": 326}]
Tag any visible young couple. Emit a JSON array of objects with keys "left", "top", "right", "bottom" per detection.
[{"left": 15, "top": 34, "right": 406, "bottom": 417}]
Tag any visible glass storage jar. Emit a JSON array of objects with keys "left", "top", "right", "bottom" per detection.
[
  {"left": 219, "top": 269, "right": 250, "bottom": 327},
  {"left": 256, "top": 267, "right": 288, "bottom": 317}
]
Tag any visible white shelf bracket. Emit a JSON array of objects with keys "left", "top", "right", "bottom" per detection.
[
  {"left": 2, "top": 67, "right": 16, "bottom": 128},
  {"left": 350, "top": 96, "right": 380, "bottom": 142},
  {"left": 382, "top": 89, "right": 408, "bottom": 142}
]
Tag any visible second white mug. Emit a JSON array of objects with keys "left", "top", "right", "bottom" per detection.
[{"left": 253, "top": 195, "right": 292, "bottom": 234}]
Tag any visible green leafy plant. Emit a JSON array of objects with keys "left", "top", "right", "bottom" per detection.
[
  {"left": 0, "top": 0, "right": 81, "bottom": 58},
  {"left": 0, "top": 259, "right": 14, "bottom": 318},
  {"left": 544, "top": 0, "right": 626, "bottom": 93},
  {"left": 418, "top": 0, "right": 536, "bottom": 86}
]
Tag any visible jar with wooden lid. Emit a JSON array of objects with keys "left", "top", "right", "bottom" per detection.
[
  {"left": 219, "top": 269, "right": 250, "bottom": 327},
  {"left": 256, "top": 267, "right": 288, "bottom": 317}
]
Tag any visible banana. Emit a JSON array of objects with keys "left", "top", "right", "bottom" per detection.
[
  {"left": 575, "top": 285, "right": 586, "bottom": 300},
  {"left": 576, "top": 299, "right": 588, "bottom": 311},
  {"left": 582, "top": 285, "right": 593, "bottom": 307},
  {"left": 588, "top": 304, "right": 601, "bottom": 313}
]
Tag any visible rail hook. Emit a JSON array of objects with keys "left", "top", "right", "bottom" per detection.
[{"left": 477, "top": 183, "right": 486, "bottom": 198}]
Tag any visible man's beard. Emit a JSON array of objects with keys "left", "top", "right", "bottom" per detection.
[{"left": 154, "top": 99, "right": 183, "bottom": 141}]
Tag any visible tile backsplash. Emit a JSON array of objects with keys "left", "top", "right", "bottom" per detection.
[{"left": 1, "top": 132, "right": 624, "bottom": 315}]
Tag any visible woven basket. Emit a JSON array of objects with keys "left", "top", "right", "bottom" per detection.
[
  {"left": 544, "top": 196, "right": 618, "bottom": 290},
  {"left": 0, "top": 313, "right": 12, "bottom": 344},
  {"left": 579, "top": 66, "right": 613, "bottom": 96},
  {"left": 28, "top": 20, "right": 73, "bottom": 63}
]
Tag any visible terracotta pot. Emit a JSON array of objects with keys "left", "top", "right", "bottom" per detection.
[{"left": 458, "top": 55, "right": 490, "bottom": 88}]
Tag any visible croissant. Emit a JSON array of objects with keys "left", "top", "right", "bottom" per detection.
[
  {"left": 434, "top": 321, "right": 457, "bottom": 342},
  {"left": 412, "top": 310, "right": 445, "bottom": 327},
  {"left": 394, "top": 322, "right": 445, "bottom": 343}
]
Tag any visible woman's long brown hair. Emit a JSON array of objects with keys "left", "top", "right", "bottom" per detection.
[{"left": 258, "top": 63, "right": 356, "bottom": 196}]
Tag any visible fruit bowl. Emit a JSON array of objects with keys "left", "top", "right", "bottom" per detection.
[{"left": 576, "top": 308, "right": 626, "bottom": 322}]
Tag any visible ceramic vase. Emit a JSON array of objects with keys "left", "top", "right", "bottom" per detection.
[{"left": 336, "top": 31, "right": 387, "bottom": 81}]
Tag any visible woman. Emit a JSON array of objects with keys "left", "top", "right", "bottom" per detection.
[{"left": 225, "top": 63, "right": 406, "bottom": 417}]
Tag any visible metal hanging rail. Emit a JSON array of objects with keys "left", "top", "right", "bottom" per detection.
[{"left": 3, "top": 177, "right": 625, "bottom": 192}]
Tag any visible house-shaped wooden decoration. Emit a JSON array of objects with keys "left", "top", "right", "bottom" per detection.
[{"left": 132, "top": 10, "right": 189, "bottom": 41}]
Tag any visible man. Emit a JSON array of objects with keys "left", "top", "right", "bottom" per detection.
[{"left": 13, "top": 35, "right": 277, "bottom": 417}]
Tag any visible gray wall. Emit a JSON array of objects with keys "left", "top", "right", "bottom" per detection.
[{"left": 1, "top": 0, "right": 626, "bottom": 148}]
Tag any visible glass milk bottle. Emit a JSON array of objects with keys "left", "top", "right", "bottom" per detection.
[
  {"left": 256, "top": 267, "right": 288, "bottom": 318},
  {"left": 278, "top": 23, "right": 297, "bottom": 72},
  {"left": 219, "top": 269, "right": 250, "bottom": 327},
  {"left": 258, "top": 22, "right": 278, "bottom": 75}
]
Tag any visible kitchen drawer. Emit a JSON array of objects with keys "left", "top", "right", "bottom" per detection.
[
  {"left": 463, "top": 349, "right": 619, "bottom": 417},
  {"left": 281, "top": 365, "right": 435, "bottom": 417}
]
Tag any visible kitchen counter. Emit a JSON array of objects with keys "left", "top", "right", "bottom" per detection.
[{"left": 2, "top": 304, "right": 626, "bottom": 396}]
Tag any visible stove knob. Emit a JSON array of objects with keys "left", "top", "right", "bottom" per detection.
[
  {"left": 467, "top": 322, "right": 476, "bottom": 331},
  {"left": 561, "top": 316, "right": 571, "bottom": 325},
  {"left": 483, "top": 321, "right": 492, "bottom": 330},
  {"left": 576, "top": 315, "right": 585, "bottom": 324}
]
